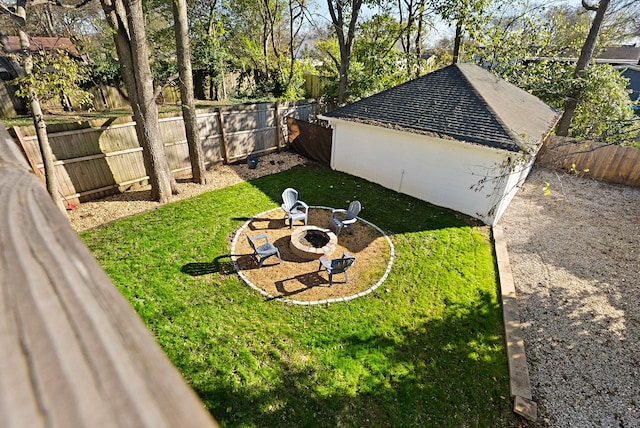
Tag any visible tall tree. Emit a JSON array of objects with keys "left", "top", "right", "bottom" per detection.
[
  {"left": 397, "top": 0, "right": 431, "bottom": 78},
  {"left": 0, "top": 2, "right": 65, "bottom": 211},
  {"left": 99, "top": 0, "right": 180, "bottom": 203},
  {"left": 431, "top": 0, "right": 488, "bottom": 64},
  {"left": 191, "top": 0, "right": 228, "bottom": 100},
  {"left": 172, "top": 0, "right": 207, "bottom": 184},
  {"left": 285, "top": 0, "right": 306, "bottom": 97},
  {"left": 327, "top": 0, "right": 364, "bottom": 105},
  {"left": 468, "top": 0, "right": 637, "bottom": 143},
  {"left": 555, "top": 0, "right": 611, "bottom": 137}
]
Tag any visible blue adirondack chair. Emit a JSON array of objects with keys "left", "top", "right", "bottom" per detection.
[
  {"left": 246, "top": 233, "right": 281, "bottom": 268},
  {"left": 329, "top": 200, "right": 361, "bottom": 235},
  {"left": 281, "top": 187, "right": 309, "bottom": 229},
  {"left": 318, "top": 252, "right": 355, "bottom": 286}
]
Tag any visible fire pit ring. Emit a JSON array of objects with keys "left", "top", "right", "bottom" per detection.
[{"left": 290, "top": 226, "right": 337, "bottom": 260}]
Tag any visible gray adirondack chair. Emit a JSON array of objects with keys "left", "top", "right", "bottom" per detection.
[
  {"left": 318, "top": 252, "right": 355, "bottom": 286},
  {"left": 329, "top": 200, "right": 361, "bottom": 235},
  {"left": 246, "top": 233, "right": 281, "bottom": 268},
  {"left": 281, "top": 187, "right": 309, "bottom": 229}
]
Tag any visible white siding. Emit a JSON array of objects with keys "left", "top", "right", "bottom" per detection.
[{"left": 327, "top": 119, "right": 522, "bottom": 225}]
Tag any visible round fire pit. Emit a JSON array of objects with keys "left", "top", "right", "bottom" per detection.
[{"left": 290, "top": 226, "right": 337, "bottom": 260}]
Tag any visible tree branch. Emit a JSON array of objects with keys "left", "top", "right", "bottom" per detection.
[
  {"left": 0, "top": 3, "right": 23, "bottom": 24},
  {"left": 0, "top": 3, "right": 16, "bottom": 15},
  {"left": 582, "top": 0, "right": 599, "bottom": 11},
  {"left": 29, "top": 0, "right": 95, "bottom": 9},
  {"left": 326, "top": 49, "right": 340, "bottom": 69}
]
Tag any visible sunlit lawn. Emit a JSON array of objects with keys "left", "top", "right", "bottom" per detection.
[{"left": 81, "top": 164, "right": 519, "bottom": 427}]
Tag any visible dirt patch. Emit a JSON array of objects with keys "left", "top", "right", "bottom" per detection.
[
  {"left": 67, "top": 152, "right": 308, "bottom": 232},
  {"left": 234, "top": 208, "right": 392, "bottom": 302}
]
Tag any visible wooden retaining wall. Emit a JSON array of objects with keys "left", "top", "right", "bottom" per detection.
[
  {"left": 536, "top": 136, "right": 640, "bottom": 188},
  {"left": 0, "top": 121, "right": 219, "bottom": 427},
  {"left": 12, "top": 101, "right": 316, "bottom": 204}
]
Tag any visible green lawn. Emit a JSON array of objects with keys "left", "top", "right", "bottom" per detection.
[{"left": 81, "top": 164, "right": 519, "bottom": 427}]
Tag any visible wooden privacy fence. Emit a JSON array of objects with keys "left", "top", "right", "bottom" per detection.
[
  {"left": 536, "top": 136, "right": 640, "bottom": 188},
  {"left": 12, "top": 100, "right": 316, "bottom": 204}
]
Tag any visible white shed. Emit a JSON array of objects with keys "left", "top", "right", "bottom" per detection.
[{"left": 319, "top": 63, "right": 561, "bottom": 226}]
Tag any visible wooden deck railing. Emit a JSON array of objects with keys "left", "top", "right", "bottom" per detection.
[{"left": 0, "top": 121, "right": 218, "bottom": 427}]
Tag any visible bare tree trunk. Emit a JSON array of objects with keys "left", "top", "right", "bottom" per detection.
[
  {"left": 194, "top": 70, "right": 206, "bottom": 100},
  {"left": 2, "top": 3, "right": 64, "bottom": 211},
  {"left": 287, "top": 0, "right": 304, "bottom": 93},
  {"left": 173, "top": 0, "right": 206, "bottom": 184},
  {"left": 414, "top": 0, "right": 426, "bottom": 77},
  {"left": 100, "top": 0, "right": 179, "bottom": 203},
  {"left": 327, "top": 0, "right": 364, "bottom": 105},
  {"left": 260, "top": 1, "right": 271, "bottom": 80},
  {"left": 452, "top": 19, "right": 462, "bottom": 64},
  {"left": 556, "top": 0, "right": 611, "bottom": 136},
  {"left": 43, "top": 4, "right": 56, "bottom": 37}
]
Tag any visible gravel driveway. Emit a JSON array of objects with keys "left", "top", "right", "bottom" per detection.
[{"left": 499, "top": 166, "right": 640, "bottom": 427}]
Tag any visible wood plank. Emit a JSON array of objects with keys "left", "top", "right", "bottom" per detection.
[
  {"left": 275, "top": 102, "right": 283, "bottom": 152},
  {"left": 0, "top": 122, "right": 218, "bottom": 428},
  {"left": 217, "top": 108, "right": 230, "bottom": 164},
  {"left": 13, "top": 126, "right": 45, "bottom": 185},
  {"left": 536, "top": 137, "right": 640, "bottom": 188}
]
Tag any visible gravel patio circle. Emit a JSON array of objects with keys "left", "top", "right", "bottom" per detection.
[{"left": 231, "top": 207, "right": 394, "bottom": 305}]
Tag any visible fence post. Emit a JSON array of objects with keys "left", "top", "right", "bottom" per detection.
[
  {"left": 275, "top": 102, "right": 283, "bottom": 152},
  {"left": 217, "top": 107, "right": 230, "bottom": 164}
]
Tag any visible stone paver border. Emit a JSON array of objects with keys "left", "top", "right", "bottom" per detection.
[{"left": 231, "top": 206, "right": 395, "bottom": 305}]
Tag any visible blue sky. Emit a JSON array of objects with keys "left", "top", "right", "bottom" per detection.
[{"left": 308, "top": 1, "right": 455, "bottom": 47}]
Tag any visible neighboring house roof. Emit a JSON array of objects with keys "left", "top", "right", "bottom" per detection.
[
  {"left": 4, "top": 36, "right": 80, "bottom": 58},
  {"left": 615, "top": 64, "right": 640, "bottom": 101},
  {"left": 530, "top": 45, "right": 640, "bottom": 66},
  {"left": 596, "top": 45, "right": 640, "bottom": 65},
  {"left": 323, "top": 63, "right": 560, "bottom": 153}
]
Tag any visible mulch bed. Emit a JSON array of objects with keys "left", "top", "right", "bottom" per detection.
[{"left": 233, "top": 208, "right": 392, "bottom": 302}]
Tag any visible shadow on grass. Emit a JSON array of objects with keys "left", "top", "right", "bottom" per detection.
[
  {"left": 189, "top": 294, "right": 520, "bottom": 428},
  {"left": 182, "top": 255, "right": 234, "bottom": 276},
  {"left": 246, "top": 164, "right": 480, "bottom": 235}
]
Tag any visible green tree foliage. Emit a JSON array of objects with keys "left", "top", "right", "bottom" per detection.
[
  {"left": 10, "top": 49, "right": 93, "bottom": 109},
  {"left": 315, "top": 9, "right": 447, "bottom": 105},
  {"left": 468, "top": 1, "right": 639, "bottom": 145},
  {"left": 191, "top": 11, "right": 229, "bottom": 99},
  {"left": 222, "top": 0, "right": 308, "bottom": 100},
  {"left": 348, "top": 14, "right": 407, "bottom": 99},
  {"left": 88, "top": 47, "right": 121, "bottom": 84},
  {"left": 569, "top": 64, "right": 637, "bottom": 144},
  {"left": 430, "top": 0, "right": 490, "bottom": 63}
]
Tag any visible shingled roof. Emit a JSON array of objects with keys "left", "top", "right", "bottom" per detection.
[
  {"left": 323, "top": 63, "right": 560, "bottom": 153},
  {"left": 4, "top": 36, "right": 80, "bottom": 58},
  {"left": 596, "top": 45, "right": 640, "bottom": 65}
]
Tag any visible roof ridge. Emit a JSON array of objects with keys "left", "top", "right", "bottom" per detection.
[
  {"left": 457, "top": 64, "right": 529, "bottom": 153},
  {"left": 322, "top": 63, "right": 559, "bottom": 153}
]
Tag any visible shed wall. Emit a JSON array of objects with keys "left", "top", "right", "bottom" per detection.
[{"left": 328, "top": 120, "right": 517, "bottom": 225}]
